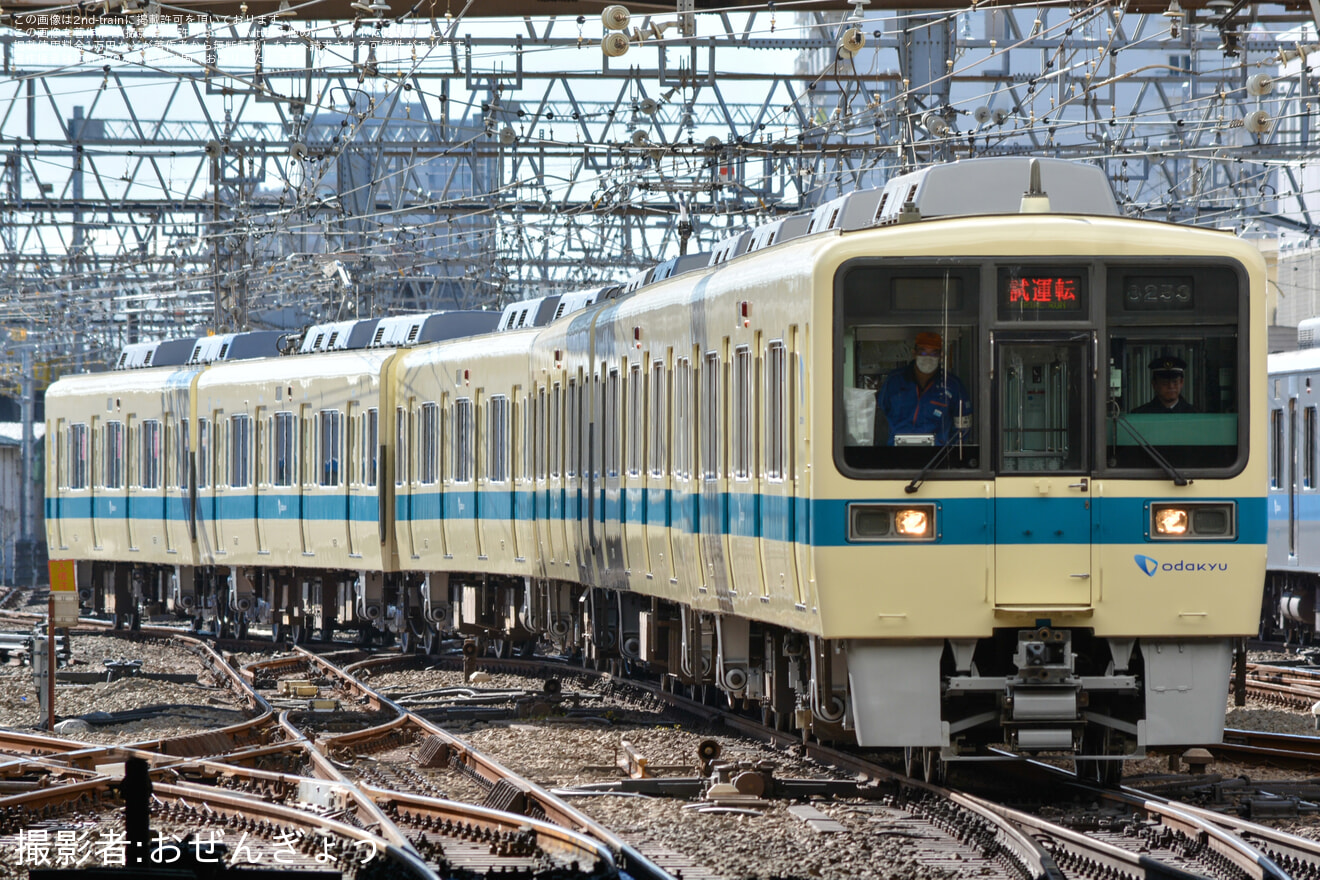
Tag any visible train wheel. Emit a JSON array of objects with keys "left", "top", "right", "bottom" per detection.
[
  {"left": 423, "top": 626, "right": 439, "bottom": 655},
  {"left": 489, "top": 638, "right": 512, "bottom": 659},
  {"left": 903, "top": 747, "right": 920, "bottom": 779},
  {"left": 1076, "top": 729, "right": 1122, "bottom": 787},
  {"left": 235, "top": 617, "right": 249, "bottom": 640},
  {"left": 290, "top": 623, "right": 305, "bottom": 644},
  {"left": 270, "top": 619, "right": 283, "bottom": 643},
  {"left": 922, "top": 748, "right": 945, "bottom": 785},
  {"left": 399, "top": 628, "right": 416, "bottom": 654}
]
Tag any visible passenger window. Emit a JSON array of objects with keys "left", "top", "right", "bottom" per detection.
[
  {"left": 648, "top": 361, "right": 667, "bottom": 478},
  {"left": 229, "top": 415, "right": 251, "bottom": 489},
  {"left": 273, "top": 412, "right": 295, "bottom": 487},
  {"left": 836, "top": 266, "right": 979, "bottom": 474},
  {"left": 454, "top": 398, "right": 473, "bottom": 483},
  {"left": 489, "top": 395, "right": 509, "bottom": 483},
  {"left": 69, "top": 423, "right": 89, "bottom": 490},
  {"left": 365, "top": 408, "right": 379, "bottom": 488},
  {"left": 765, "top": 343, "right": 785, "bottom": 481},
  {"left": 197, "top": 419, "right": 210, "bottom": 489},
  {"left": 104, "top": 421, "right": 124, "bottom": 489},
  {"left": 1306, "top": 407, "right": 1317, "bottom": 490},
  {"left": 141, "top": 420, "right": 162, "bottom": 489},
  {"left": 318, "top": 410, "right": 342, "bottom": 487}
]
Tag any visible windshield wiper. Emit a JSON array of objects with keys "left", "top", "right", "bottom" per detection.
[
  {"left": 905, "top": 440, "right": 959, "bottom": 494},
  {"left": 1111, "top": 409, "right": 1191, "bottom": 487}
]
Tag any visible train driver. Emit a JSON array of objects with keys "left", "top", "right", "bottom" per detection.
[
  {"left": 1132, "top": 355, "right": 1195, "bottom": 414},
  {"left": 877, "top": 331, "right": 973, "bottom": 446}
]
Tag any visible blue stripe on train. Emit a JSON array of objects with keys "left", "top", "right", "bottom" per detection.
[{"left": 50, "top": 491, "right": 1267, "bottom": 547}]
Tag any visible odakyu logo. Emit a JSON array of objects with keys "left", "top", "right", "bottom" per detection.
[{"left": 1133, "top": 554, "right": 1229, "bottom": 577}]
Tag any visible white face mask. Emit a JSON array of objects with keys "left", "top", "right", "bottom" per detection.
[{"left": 915, "top": 355, "right": 940, "bottom": 374}]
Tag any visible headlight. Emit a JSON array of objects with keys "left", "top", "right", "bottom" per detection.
[
  {"left": 895, "top": 508, "right": 929, "bottom": 537},
  {"left": 848, "top": 503, "right": 937, "bottom": 542},
  {"left": 1154, "top": 507, "right": 1188, "bottom": 536},
  {"left": 1149, "top": 501, "right": 1235, "bottom": 540}
]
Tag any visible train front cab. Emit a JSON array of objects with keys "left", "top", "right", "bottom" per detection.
[{"left": 829, "top": 221, "right": 1265, "bottom": 777}]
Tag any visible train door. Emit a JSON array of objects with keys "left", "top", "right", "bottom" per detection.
[
  {"left": 1289, "top": 397, "right": 1299, "bottom": 561},
  {"left": 162, "top": 420, "right": 176, "bottom": 554},
  {"left": 400, "top": 402, "right": 420, "bottom": 560},
  {"left": 645, "top": 357, "right": 672, "bottom": 585},
  {"left": 758, "top": 341, "right": 796, "bottom": 604},
  {"left": 125, "top": 415, "right": 139, "bottom": 550},
  {"left": 549, "top": 382, "right": 570, "bottom": 572},
  {"left": 50, "top": 419, "right": 65, "bottom": 551},
  {"left": 672, "top": 357, "right": 700, "bottom": 591},
  {"left": 602, "top": 366, "right": 624, "bottom": 581},
  {"left": 215, "top": 415, "right": 239, "bottom": 556},
  {"left": 90, "top": 416, "right": 103, "bottom": 549},
  {"left": 789, "top": 330, "right": 809, "bottom": 607},
  {"left": 254, "top": 408, "right": 269, "bottom": 555},
  {"left": 993, "top": 334, "right": 1094, "bottom": 607},
  {"left": 510, "top": 390, "right": 530, "bottom": 563},
  {"left": 299, "top": 405, "right": 314, "bottom": 556},
  {"left": 698, "top": 349, "right": 731, "bottom": 596},
  {"left": 534, "top": 386, "right": 551, "bottom": 572},
  {"left": 344, "top": 401, "right": 358, "bottom": 558}
]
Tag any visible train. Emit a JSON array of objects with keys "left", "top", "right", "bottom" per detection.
[
  {"left": 1263, "top": 335, "right": 1320, "bottom": 645},
  {"left": 45, "top": 157, "right": 1268, "bottom": 782}
]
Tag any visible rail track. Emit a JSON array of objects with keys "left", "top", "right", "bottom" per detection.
[{"left": 4, "top": 596, "right": 1320, "bottom": 878}]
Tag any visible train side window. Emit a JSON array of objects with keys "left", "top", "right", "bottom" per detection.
[
  {"left": 766, "top": 342, "right": 785, "bottom": 480},
  {"left": 1271, "top": 409, "right": 1284, "bottom": 489},
  {"left": 104, "top": 420, "right": 124, "bottom": 489},
  {"left": 1305, "top": 407, "right": 1317, "bottom": 490},
  {"left": 318, "top": 410, "right": 342, "bottom": 487},
  {"left": 733, "top": 346, "right": 751, "bottom": 481},
  {"left": 454, "top": 398, "right": 473, "bottom": 483},
  {"left": 566, "top": 380, "right": 578, "bottom": 479},
  {"left": 197, "top": 419, "right": 210, "bottom": 489},
  {"left": 395, "top": 407, "right": 408, "bottom": 488},
  {"left": 141, "top": 419, "right": 161, "bottom": 490},
  {"left": 674, "top": 358, "right": 692, "bottom": 479},
  {"left": 273, "top": 412, "right": 295, "bottom": 487},
  {"left": 535, "top": 388, "right": 547, "bottom": 480},
  {"left": 365, "top": 409, "right": 379, "bottom": 488},
  {"left": 605, "top": 369, "right": 620, "bottom": 478},
  {"left": 628, "top": 364, "right": 642, "bottom": 478},
  {"left": 489, "top": 395, "right": 509, "bottom": 483},
  {"left": 649, "top": 360, "right": 668, "bottom": 478},
  {"left": 229, "top": 414, "right": 251, "bottom": 489},
  {"left": 419, "top": 402, "right": 439, "bottom": 485},
  {"left": 701, "top": 352, "right": 721, "bottom": 481},
  {"left": 549, "top": 385, "right": 561, "bottom": 480},
  {"left": 70, "top": 423, "right": 89, "bottom": 490}
]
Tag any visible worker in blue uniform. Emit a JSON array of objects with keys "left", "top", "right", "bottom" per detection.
[{"left": 877, "top": 331, "right": 972, "bottom": 446}]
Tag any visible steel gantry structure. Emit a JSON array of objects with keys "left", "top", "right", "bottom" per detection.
[{"left": 0, "top": 0, "right": 1317, "bottom": 378}]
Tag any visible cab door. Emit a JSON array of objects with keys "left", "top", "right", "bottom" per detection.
[{"left": 993, "top": 334, "right": 1094, "bottom": 607}]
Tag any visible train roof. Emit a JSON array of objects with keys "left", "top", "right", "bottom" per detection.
[
  {"left": 197, "top": 343, "right": 397, "bottom": 387},
  {"left": 1269, "top": 348, "right": 1320, "bottom": 373},
  {"left": 187, "top": 331, "right": 285, "bottom": 365},
  {"left": 299, "top": 319, "right": 381, "bottom": 353},
  {"left": 114, "top": 337, "right": 199, "bottom": 370},
  {"left": 365, "top": 310, "right": 501, "bottom": 348}
]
